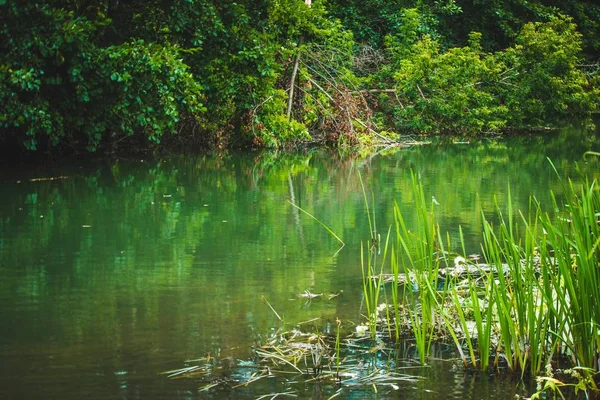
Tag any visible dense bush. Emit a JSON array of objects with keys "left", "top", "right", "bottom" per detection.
[
  {"left": 326, "top": 0, "right": 600, "bottom": 53},
  {"left": 381, "top": 14, "right": 599, "bottom": 134},
  {"left": 502, "top": 15, "right": 599, "bottom": 126},
  {"left": 0, "top": 1, "right": 598, "bottom": 152},
  {"left": 0, "top": 2, "right": 207, "bottom": 151}
]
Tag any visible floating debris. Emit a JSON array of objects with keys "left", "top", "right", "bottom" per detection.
[
  {"left": 355, "top": 325, "right": 369, "bottom": 337},
  {"left": 162, "top": 325, "right": 424, "bottom": 398},
  {"left": 327, "top": 290, "right": 343, "bottom": 300},
  {"left": 298, "top": 290, "right": 323, "bottom": 299},
  {"left": 28, "top": 176, "right": 69, "bottom": 182}
]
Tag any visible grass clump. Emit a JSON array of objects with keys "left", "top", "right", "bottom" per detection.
[
  {"left": 393, "top": 172, "right": 447, "bottom": 365},
  {"left": 360, "top": 170, "right": 600, "bottom": 396}
]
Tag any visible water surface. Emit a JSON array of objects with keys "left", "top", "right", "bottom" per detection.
[{"left": 1, "top": 129, "right": 598, "bottom": 399}]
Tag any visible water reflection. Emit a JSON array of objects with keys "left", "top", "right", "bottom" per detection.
[{"left": 0, "top": 129, "right": 598, "bottom": 399}]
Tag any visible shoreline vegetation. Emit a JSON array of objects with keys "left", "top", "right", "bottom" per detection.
[
  {"left": 1, "top": 1, "right": 600, "bottom": 155},
  {"left": 164, "top": 164, "right": 600, "bottom": 399}
]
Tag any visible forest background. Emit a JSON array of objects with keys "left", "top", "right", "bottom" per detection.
[{"left": 1, "top": 0, "right": 599, "bottom": 154}]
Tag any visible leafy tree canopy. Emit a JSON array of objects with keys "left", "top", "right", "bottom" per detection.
[{"left": 0, "top": 0, "right": 598, "bottom": 153}]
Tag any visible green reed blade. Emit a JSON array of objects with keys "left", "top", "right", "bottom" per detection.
[{"left": 287, "top": 200, "right": 345, "bottom": 247}]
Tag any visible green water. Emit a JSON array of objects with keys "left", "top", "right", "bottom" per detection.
[{"left": 1, "top": 130, "right": 599, "bottom": 399}]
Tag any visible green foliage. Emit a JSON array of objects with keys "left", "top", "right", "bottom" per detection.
[
  {"left": 0, "top": 0, "right": 349, "bottom": 151},
  {"left": 326, "top": 0, "right": 461, "bottom": 48},
  {"left": 0, "top": 3, "right": 99, "bottom": 150},
  {"left": 441, "top": 0, "right": 600, "bottom": 54},
  {"left": 328, "top": 0, "right": 600, "bottom": 55},
  {"left": 1, "top": 1, "right": 599, "bottom": 152},
  {"left": 0, "top": 2, "right": 205, "bottom": 151},
  {"left": 99, "top": 40, "right": 206, "bottom": 147},
  {"left": 389, "top": 32, "right": 509, "bottom": 133},
  {"left": 148, "top": 0, "right": 356, "bottom": 147},
  {"left": 251, "top": 89, "right": 309, "bottom": 147},
  {"left": 385, "top": 14, "right": 598, "bottom": 135},
  {"left": 500, "top": 15, "right": 599, "bottom": 126}
]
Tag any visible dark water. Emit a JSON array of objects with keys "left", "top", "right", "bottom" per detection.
[{"left": 1, "top": 130, "right": 598, "bottom": 399}]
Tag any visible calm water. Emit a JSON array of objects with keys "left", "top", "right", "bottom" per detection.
[{"left": 1, "top": 130, "right": 599, "bottom": 399}]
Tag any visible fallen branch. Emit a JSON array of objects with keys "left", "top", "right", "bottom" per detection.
[
  {"left": 287, "top": 37, "right": 304, "bottom": 121},
  {"left": 352, "top": 89, "right": 397, "bottom": 94},
  {"left": 353, "top": 118, "right": 393, "bottom": 143},
  {"left": 416, "top": 84, "right": 427, "bottom": 101}
]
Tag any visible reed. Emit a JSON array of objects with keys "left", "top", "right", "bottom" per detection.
[
  {"left": 444, "top": 176, "right": 598, "bottom": 382},
  {"left": 477, "top": 191, "right": 554, "bottom": 377},
  {"left": 537, "top": 177, "right": 600, "bottom": 381},
  {"left": 390, "top": 246, "right": 401, "bottom": 341},
  {"left": 393, "top": 172, "right": 443, "bottom": 364},
  {"left": 359, "top": 171, "right": 392, "bottom": 340},
  {"left": 360, "top": 230, "right": 391, "bottom": 340},
  {"left": 445, "top": 277, "right": 477, "bottom": 369},
  {"left": 440, "top": 226, "right": 487, "bottom": 370},
  {"left": 357, "top": 167, "right": 599, "bottom": 393},
  {"left": 520, "top": 200, "right": 551, "bottom": 377},
  {"left": 335, "top": 317, "right": 342, "bottom": 380}
]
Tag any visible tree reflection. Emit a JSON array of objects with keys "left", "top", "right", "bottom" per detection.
[{"left": 0, "top": 129, "right": 598, "bottom": 398}]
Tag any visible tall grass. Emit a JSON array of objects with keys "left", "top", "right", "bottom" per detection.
[
  {"left": 479, "top": 192, "right": 553, "bottom": 377},
  {"left": 358, "top": 168, "right": 599, "bottom": 391},
  {"left": 335, "top": 317, "right": 342, "bottom": 381},
  {"left": 393, "top": 173, "right": 445, "bottom": 364},
  {"left": 537, "top": 177, "right": 600, "bottom": 382},
  {"left": 394, "top": 175, "right": 598, "bottom": 378},
  {"left": 390, "top": 246, "right": 401, "bottom": 341},
  {"left": 361, "top": 234, "right": 390, "bottom": 339},
  {"left": 359, "top": 171, "right": 392, "bottom": 340}
]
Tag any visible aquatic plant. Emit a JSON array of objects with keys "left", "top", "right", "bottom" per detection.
[
  {"left": 390, "top": 246, "right": 402, "bottom": 341},
  {"left": 382, "top": 171, "right": 599, "bottom": 390},
  {"left": 392, "top": 172, "right": 447, "bottom": 364},
  {"left": 360, "top": 228, "right": 391, "bottom": 340},
  {"left": 479, "top": 194, "right": 552, "bottom": 377},
  {"left": 477, "top": 176, "right": 599, "bottom": 381},
  {"left": 335, "top": 317, "right": 342, "bottom": 380},
  {"left": 449, "top": 270, "right": 495, "bottom": 371},
  {"left": 163, "top": 167, "right": 600, "bottom": 399},
  {"left": 359, "top": 172, "right": 393, "bottom": 340},
  {"left": 536, "top": 176, "right": 600, "bottom": 383}
]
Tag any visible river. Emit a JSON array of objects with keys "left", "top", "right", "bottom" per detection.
[{"left": 1, "top": 129, "right": 598, "bottom": 399}]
